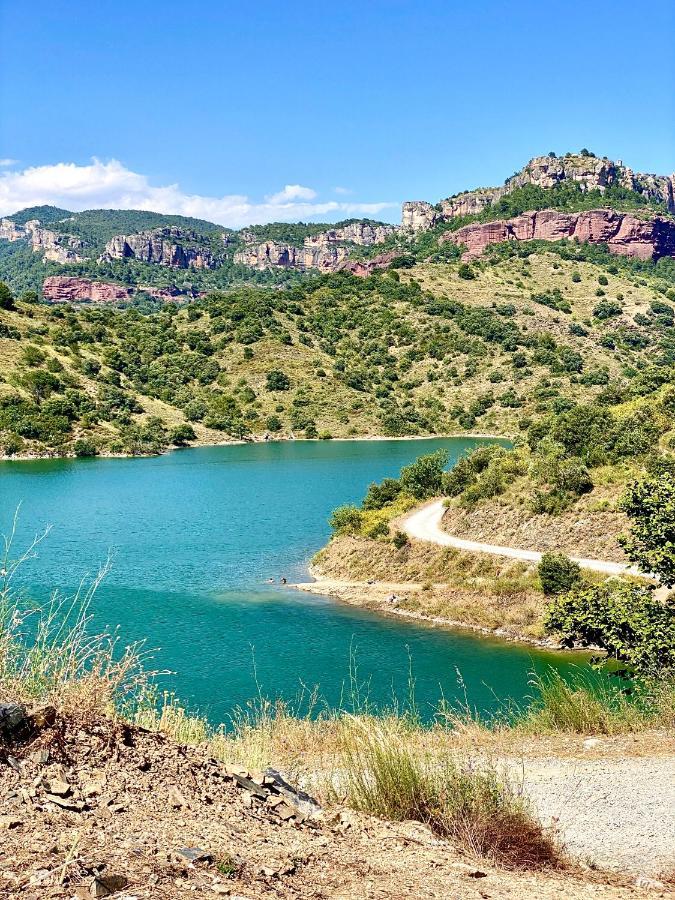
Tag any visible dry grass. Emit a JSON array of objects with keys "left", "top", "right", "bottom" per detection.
[
  {"left": 0, "top": 514, "right": 153, "bottom": 718},
  {"left": 335, "top": 715, "right": 563, "bottom": 869}
]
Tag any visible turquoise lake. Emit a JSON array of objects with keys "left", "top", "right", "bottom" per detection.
[{"left": 0, "top": 438, "right": 584, "bottom": 723}]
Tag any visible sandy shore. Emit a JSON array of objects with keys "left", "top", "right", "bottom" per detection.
[{"left": 293, "top": 570, "right": 564, "bottom": 649}]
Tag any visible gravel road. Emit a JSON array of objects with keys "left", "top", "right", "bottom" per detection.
[
  {"left": 515, "top": 754, "right": 675, "bottom": 875},
  {"left": 402, "top": 499, "right": 640, "bottom": 576}
]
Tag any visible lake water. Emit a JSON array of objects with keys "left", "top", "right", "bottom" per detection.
[{"left": 0, "top": 438, "right": 583, "bottom": 723}]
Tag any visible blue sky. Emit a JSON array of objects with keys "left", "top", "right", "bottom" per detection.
[{"left": 1, "top": 0, "right": 674, "bottom": 226}]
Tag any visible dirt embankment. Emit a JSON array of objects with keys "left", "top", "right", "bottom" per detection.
[
  {"left": 305, "top": 536, "right": 549, "bottom": 641},
  {"left": 441, "top": 501, "right": 628, "bottom": 564},
  {"left": 1, "top": 709, "right": 671, "bottom": 899}
]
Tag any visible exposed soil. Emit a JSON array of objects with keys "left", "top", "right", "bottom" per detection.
[
  {"left": 1, "top": 711, "right": 671, "bottom": 899},
  {"left": 441, "top": 501, "right": 628, "bottom": 564},
  {"left": 308, "top": 536, "right": 548, "bottom": 640}
]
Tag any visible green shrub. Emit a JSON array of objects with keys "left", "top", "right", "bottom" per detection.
[
  {"left": 457, "top": 263, "right": 475, "bottom": 280},
  {"left": 265, "top": 370, "right": 291, "bottom": 391},
  {"left": 400, "top": 450, "right": 448, "bottom": 499},
  {"left": 329, "top": 505, "right": 364, "bottom": 535},
  {"left": 72, "top": 437, "right": 99, "bottom": 458},
  {"left": 392, "top": 530, "right": 409, "bottom": 550},
  {"left": 367, "top": 520, "right": 390, "bottom": 539},
  {"left": 537, "top": 553, "right": 581, "bottom": 595},
  {"left": 545, "top": 581, "right": 675, "bottom": 679},
  {"left": 363, "top": 478, "right": 402, "bottom": 510}
]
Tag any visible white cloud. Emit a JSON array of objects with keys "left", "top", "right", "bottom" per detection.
[
  {"left": 265, "top": 184, "right": 317, "bottom": 204},
  {"left": 0, "top": 159, "right": 17, "bottom": 168},
  {"left": 333, "top": 186, "right": 352, "bottom": 195},
  {"left": 0, "top": 158, "right": 397, "bottom": 228}
]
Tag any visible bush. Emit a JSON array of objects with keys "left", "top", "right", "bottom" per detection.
[
  {"left": 266, "top": 415, "right": 282, "bottom": 432},
  {"left": 367, "top": 520, "right": 390, "bottom": 539},
  {"left": 392, "top": 530, "right": 409, "bottom": 550},
  {"left": 592, "top": 300, "right": 623, "bottom": 320},
  {"left": 72, "top": 437, "right": 99, "bottom": 458},
  {"left": 329, "top": 505, "right": 364, "bottom": 535},
  {"left": 265, "top": 370, "right": 291, "bottom": 391},
  {"left": 620, "top": 474, "right": 675, "bottom": 585},
  {"left": 363, "top": 478, "right": 402, "bottom": 510},
  {"left": 457, "top": 263, "right": 475, "bottom": 280},
  {"left": 537, "top": 553, "right": 581, "bottom": 595},
  {"left": 545, "top": 581, "right": 675, "bottom": 679},
  {"left": 400, "top": 450, "right": 448, "bottom": 499},
  {"left": 168, "top": 424, "right": 196, "bottom": 446},
  {"left": 0, "top": 281, "right": 15, "bottom": 310}
]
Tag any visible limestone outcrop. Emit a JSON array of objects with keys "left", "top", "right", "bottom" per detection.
[
  {"left": 0, "top": 218, "right": 84, "bottom": 262},
  {"left": 305, "top": 221, "right": 396, "bottom": 247},
  {"left": 401, "top": 155, "right": 675, "bottom": 235},
  {"left": 401, "top": 201, "right": 439, "bottom": 232},
  {"left": 101, "top": 228, "right": 218, "bottom": 269},
  {"left": 236, "top": 221, "right": 396, "bottom": 271},
  {"left": 441, "top": 209, "right": 675, "bottom": 261},
  {"left": 43, "top": 276, "right": 132, "bottom": 303},
  {"left": 234, "top": 241, "right": 350, "bottom": 271}
]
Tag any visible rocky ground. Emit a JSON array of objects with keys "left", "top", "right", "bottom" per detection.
[{"left": 1, "top": 707, "right": 673, "bottom": 899}]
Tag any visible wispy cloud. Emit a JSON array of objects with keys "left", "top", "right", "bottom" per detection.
[
  {"left": 0, "top": 159, "right": 17, "bottom": 168},
  {"left": 0, "top": 158, "right": 397, "bottom": 228}
]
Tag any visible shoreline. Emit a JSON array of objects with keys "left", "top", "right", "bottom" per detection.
[
  {"left": 291, "top": 567, "right": 575, "bottom": 652},
  {"left": 0, "top": 430, "right": 510, "bottom": 463}
]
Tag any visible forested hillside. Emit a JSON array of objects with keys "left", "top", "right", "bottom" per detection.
[{"left": 2, "top": 237, "right": 675, "bottom": 458}]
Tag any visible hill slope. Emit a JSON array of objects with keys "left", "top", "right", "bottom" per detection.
[{"left": 2, "top": 241, "right": 675, "bottom": 457}]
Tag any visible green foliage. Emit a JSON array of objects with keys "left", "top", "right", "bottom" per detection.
[
  {"left": 399, "top": 450, "right": 448, "bottom": 499},
  {"left": 457, "top": 263, "right": 475, "bottom": 280},
  {"left": 593, "top": 299, "right": 623, "bottom": 320},
  {"left": 168, "top": 423, "right": 196, "bottom": 446},
  {"left": 362, "top": 478, "right": 402, "bottom": 510},
  {"left": 0, "top": 280, "right": 15, "bottom": 310},
  {"left": 537, "top": 553, "right": 581, "bottom": 595},
  {"left": 72, "top": 437, "right": 99, "bottom": 457},
  {"left": 392, "top": 530, "right": 409, "bottom": 550},
  {"left": 265, "top": 370, "right": 291, "bottom": 391},
  {"left": 329, "top": 505, "right": 364, "bottom": 535},
  {"left": 620, "top": 474, "right": 675, "bottom": 586},
  {"left": 545, "top": 581, "right": 675, "bottom": 679}
]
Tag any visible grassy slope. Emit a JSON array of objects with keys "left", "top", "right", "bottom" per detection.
[{"left": 0, "top": 249, "right": 672, "bottom": 457}]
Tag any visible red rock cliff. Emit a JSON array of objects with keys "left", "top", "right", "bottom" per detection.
[
  {"left": 43, "top": 276, "right": 132, "bottom": 303},
  {"left": 440, "top": 209, "right": 675, "bottom": 260}
]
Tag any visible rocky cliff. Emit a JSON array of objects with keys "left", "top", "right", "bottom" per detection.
[
  {"left": 402, "top": 154, "right": 675, "bottom": 232},
  {"left": 101, "top": 227, "right": 218, "bottom": 269},
  {"left": 43, "top": 276, "right": 132, "bottom": 303},
  {"left": 236, "top": 221, "right": 396, "bottom": 271},
  {"left": 304, "top": 221, "right": 397, "bottom": 247},
  {"left": 234, "top": 240, "right": 350, "bottom": 271},
  {"left": 0, "top": 218, "right": 84, "bottom": 262},
  {"left": 440, "top": 209, "right": 675, "bottom": 260}
]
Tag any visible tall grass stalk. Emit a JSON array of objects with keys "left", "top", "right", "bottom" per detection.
[
  {"left": 0, "top": 516, "right": 153, "bottom": 716},
  {"left": 337, "top": 715, "right": 561, "bottom": 869}
]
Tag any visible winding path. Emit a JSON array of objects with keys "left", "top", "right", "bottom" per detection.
[{"left": 401, "top": 500, "right": 639, "bottom": 576}]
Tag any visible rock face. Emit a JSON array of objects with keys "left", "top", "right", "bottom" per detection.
[
  {"left": 101, "top": 227, "right": 218, "bottom": 269},
  {"left": 43, "top": 276, "right": 132, "bottom": 303},
  {"left": 305, "top": 221, "right": 396, "bottom": 247},
  {"left": 0, "top": 218, "right": 84, "bottom": 262},
  {"left": 401, "top": 201, "right": 439, "bottom": 232},
  {"left": 403, "top": 155, "right": 675, "bottom": 233},
  {"left": 234, "top": 241, "right": 350, "bottom": 271},
  {"left": 441, "top": 209, "right": 675, "bottom": 261},
  {"left": 0, "top": 218, "right": 25, "bottom": 242},
  {"left": 24, "top": 220, "right": 85, "bottom": 263},
  {"left": 236, "top": 221, "right": 396, "bottom": 271},
  {"left": 340, "top": 251, "right": 399, "bottom": 276}
]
